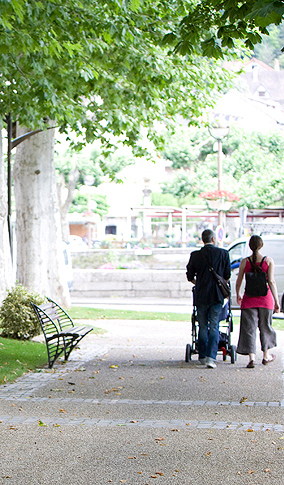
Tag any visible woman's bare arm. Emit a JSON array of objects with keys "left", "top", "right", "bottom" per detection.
[
  {"left": 235, "top": 258, "right": 246, "bottom": 306},
  {"left": 267, "top": 257, "right": 280, "bottom": 312}
]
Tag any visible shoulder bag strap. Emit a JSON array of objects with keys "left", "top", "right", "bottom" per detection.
[{"left": 248, "top": 256, "right": 266, "bottom": 270}]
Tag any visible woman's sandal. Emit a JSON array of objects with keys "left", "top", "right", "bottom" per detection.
[
  {"left": 247, "top": 360, "right": 255, "bottom": 368},
  {"left": 262, "top": 354, "right": 276, "bottom": 365}
]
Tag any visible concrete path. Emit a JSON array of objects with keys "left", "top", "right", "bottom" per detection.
[{"left": 0, "top": 318, "right": 283, "bottom": 484}]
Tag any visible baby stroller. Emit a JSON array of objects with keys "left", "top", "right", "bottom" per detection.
[{"left": 185, "top": 287, "right": 237, "bottom": 364}]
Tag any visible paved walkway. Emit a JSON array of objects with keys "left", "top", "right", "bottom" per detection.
[{"left": 0, "top": 318, "right": 283, "bottom": 484}]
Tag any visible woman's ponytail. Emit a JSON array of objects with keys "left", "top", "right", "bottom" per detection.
[{"left": 249, "top": 235, "right": 263, "bottom": 272}]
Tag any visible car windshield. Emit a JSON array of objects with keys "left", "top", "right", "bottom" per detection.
[{"left": 228, "top": 242, "right": 246, "bottom": 264}]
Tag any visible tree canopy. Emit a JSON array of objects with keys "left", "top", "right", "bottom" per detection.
[
  {"left": 1, "top": 0, "right": 282, "bottom": 154},
  {"left": 160, "top": 0, "right": 284, "bottom": 58},
  {"left": 0, "top": 0, "right": 233, "bottom": 157}
]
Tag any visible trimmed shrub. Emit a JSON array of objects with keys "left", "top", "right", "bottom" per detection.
[{"left": 0, "top": 284, "right": 45, "bottom": 340}]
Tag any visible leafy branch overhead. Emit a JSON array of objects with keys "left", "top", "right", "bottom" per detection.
[
  {"left": 160, "top": 0, "right": 284, "bottom": 58},
  {"left": 0, "top": 0, "right": 237, "bottom": 154},
  {"left": 1, "top": 0, "right": 283, "bottom": 154}
]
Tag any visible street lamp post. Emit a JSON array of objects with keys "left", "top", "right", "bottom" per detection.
[{"left": 208, "top": 121, "right": 230, "bottom": 245}]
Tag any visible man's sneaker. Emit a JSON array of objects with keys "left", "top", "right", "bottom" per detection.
[
  {"left": 207, "top": 361, "right": 216, "bottom": 369},
  {"left": 199, "top": 358, "right": 206, "bottom": 365}
]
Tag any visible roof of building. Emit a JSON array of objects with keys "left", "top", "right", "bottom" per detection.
[{"left": 240, "top": 70, "right": 284, "bottom": 106}]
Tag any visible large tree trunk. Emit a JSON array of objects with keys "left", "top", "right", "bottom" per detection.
[
  {"left": 13, "top": 125, "right": 71, "bottom": 307},
  {"left": 0, "top": 127, "right": 13, "bottom": 302}
]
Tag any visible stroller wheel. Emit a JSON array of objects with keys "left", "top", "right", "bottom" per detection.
[
  {"left": 230, "top": 345, "right": 237, "bottom": 364},
  {"left": 185, "top": 343, "right": 192, "bottom": 362}
]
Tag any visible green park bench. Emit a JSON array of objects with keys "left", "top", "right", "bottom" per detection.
[{"left": 31, "top": 298, "right": 92, "bottom": 368}]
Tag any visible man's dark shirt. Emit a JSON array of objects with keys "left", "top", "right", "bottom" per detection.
[{"left": 186, "top": 244, "right": 231, "bottom": 306}]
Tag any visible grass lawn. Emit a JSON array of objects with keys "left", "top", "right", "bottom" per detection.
[
  {"left": 0, "top": 307, "right": 283, "bottom": 386},
  {"left": 68, "top": 307, "right": 284, "bottom": 331},
  {"left": 0, "top": 337, "right": 47, "bottom": 385},
  {"left": 68, "top": 306, "right": 191, "bottom": 321}
]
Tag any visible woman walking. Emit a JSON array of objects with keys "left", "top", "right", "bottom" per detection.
[{"left": 236, "top": 235, "right": 280, "bottom": 368}]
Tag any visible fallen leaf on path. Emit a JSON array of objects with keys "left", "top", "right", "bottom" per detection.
[{"left": 38, "top": 420, "right": 48, "bottom": 427}]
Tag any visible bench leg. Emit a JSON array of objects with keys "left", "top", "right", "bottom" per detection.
[
  {"left": 46, "top": 338, "right": 67, "bottom": 368},
  {"left": 62, "top": 335, "right": 86, "bottom": 361}
]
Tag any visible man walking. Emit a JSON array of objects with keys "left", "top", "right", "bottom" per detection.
[{"left": 186, "top": 229, "right": 231, "bottom": 368}]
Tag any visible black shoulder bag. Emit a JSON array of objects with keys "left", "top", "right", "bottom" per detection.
[
  {"left": 245, "top": 256, "right": 268, "bottom": 297},
  {"left": 203, "top": 249, "right": 231, "bottom": 299}
]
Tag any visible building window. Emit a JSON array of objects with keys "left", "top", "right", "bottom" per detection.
[{"left": 105, "top": 225, "right": 117, "bottom": 235}]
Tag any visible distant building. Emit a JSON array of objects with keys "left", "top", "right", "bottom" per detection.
[{"left": 216, "top": 57, "right": 284, "bottom": 131}]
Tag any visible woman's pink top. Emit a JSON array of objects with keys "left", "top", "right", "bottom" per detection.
[{"left": 241, "top": 257, "right": 274, "bottom": 310}]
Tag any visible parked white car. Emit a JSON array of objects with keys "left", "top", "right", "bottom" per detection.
[{"left": 68, "top": 235, "right": 88, "bottom": 251}]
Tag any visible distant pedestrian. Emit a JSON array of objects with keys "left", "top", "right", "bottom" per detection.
[
  {"left": 186, "top": 229, "right": 231, "bottom": 368},
  {"left": 236, "top": 235, "right": 280, "bottom": 368}
]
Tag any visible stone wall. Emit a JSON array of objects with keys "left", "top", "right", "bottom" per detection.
[{"left": 72, "top": 269, "right": 192, "bottom": 299}]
